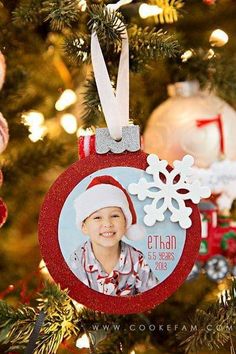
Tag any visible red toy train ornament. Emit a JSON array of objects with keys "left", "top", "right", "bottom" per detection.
[{"left": 188, "top": 201, "right": 236, "bottom": 281}]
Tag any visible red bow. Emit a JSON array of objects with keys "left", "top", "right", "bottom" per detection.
[{"left": 196, "top": 114, "right": 224, "bottom": 155}]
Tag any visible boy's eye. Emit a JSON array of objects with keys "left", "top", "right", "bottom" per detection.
[
  {"left": 93, "top": 216, "right": 101, "bottom": 220},
  {"left": 112, "top": 214, "right": 120, "bottom": 218}
]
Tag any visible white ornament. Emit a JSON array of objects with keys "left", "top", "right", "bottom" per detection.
[
  {"left": 191, "top": 159, "right": 236, "bottom": 210},
  {"left": 144, "top": 81, "right": 236, "bottom": 168},
  {"left": 128, "top": 154, "right": 211, "bottom": 229}
]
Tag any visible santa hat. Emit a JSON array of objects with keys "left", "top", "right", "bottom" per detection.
[{"left": 74, "top": 175, "right": 145, "bottom": 241}]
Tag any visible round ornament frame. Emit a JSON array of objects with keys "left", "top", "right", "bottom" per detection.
[{"left": 38, "top": 151, "right": 201, "bottom": 314}]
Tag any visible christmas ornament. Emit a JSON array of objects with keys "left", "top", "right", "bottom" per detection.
[
  {"left": 78, "top": 134, "right": 96, "bottom": 159},
  {"left": 187, "top": 200, "right": 236, "bottom": 281},
  {"left": 0, "top": 53, "right": 9, "bottom": 154},
  {"left": 203, "top": 0, "right": 216, "bottom": 5},
  {"left": 128, "top": 154, "right": 209, "bottom": 228},
  {"left": 0, "top": 51, "right": 6, "bottom": 90},
  {"left": 144, "top": 81, "right": 236, "bottom": 168},
  {"left": 38, "top": 11, "right": 207, "bottom": 314},
  {"left": 191, "top": 160, "right": 236, "bottom": 211},
  {"left": 0, "top": 112, "right": 9, "bottom": 154},
  {"left": 0, "top": 53, "right": 8, "bottom": 229},
  {"left": 0, "top": 198, "right": 8, "bottom": 228}
]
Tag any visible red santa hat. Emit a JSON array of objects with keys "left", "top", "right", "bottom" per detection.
[{"left": 74, "top": 175, "right": 145, "bottom": 241}]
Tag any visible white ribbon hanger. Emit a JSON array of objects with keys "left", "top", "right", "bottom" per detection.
[{"left": 91, "top": 1, "right": 131, "bottom": 140}]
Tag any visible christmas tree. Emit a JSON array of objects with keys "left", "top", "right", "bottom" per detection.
[{"left": 1, "top": 0, "right": 236, "bottom": 353}]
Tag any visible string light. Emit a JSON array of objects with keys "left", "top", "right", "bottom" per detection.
[
  {"left": 39, "top": 259, "right": 49, "bottom": 276},
  {"left": 55, "top": 89, "right": 77, "bottom": 111},
  {"left": 107, "top": 0, "right": 133, "bottom": 11},
  {"left": 22, "top": 111, "right": 47, "bottom": 142},
  {"left": 22, "top": 111, "right": 44, "bottom": 126},
  {"left": 206, "top": 48, "right": 215, "bottom": 59},
  {"left": 78, "top": 0, "right": 87, "bottom": 12},
  {"left": 28, "top": 126, "right": 47, "bottom": 142},
  {"left": 39, "top": 259, "right": 54, "bottom": 281},
  {"left": 139, "top": 4, "right": 163, "bottom": 19},
  {"left": 209, "top": 29, "right": 229, "bottom": 47},
  {"left": 129, "top": 118, "right": 134, "bottom": 125},
  {"left": 181, "top": 49, "right": 193, "bottom": 62},
  {"left": 76, "top": 334, "right": 90, "bottom": 349},
  {"left": 60, "top": 113, "right": 77, "bottom": 134},
  {"left": 71, "top": 300, "right": 84, "bottom": 312}
]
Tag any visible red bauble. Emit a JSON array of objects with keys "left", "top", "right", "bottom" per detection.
[
  {"left": 0, "top": 198, "right": 7, "bottom": 227},
  {"left": 38, "top": 151, "right": 201, "bottom": 314},
  {"left": 203, "top": 0, "right": 216, "bottom": 5}
]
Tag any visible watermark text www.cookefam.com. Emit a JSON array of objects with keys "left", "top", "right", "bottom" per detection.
[{"left": 90, "top": 323, "right": 234, "bottom": 332}]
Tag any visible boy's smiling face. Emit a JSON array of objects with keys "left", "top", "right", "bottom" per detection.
[{"left": 82, "top": 207, "right": 127, "bottom": 248}]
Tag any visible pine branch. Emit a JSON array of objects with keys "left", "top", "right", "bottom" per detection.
[
  {"left": 34, "top": 283, "right": 79, "bottom": 354},
  {"left": 43, "top": 0, "right": 82, "bottom": 30},
  {"left": 129, "top": 26, "right": 181, "bottom": 72},
  {"left": 88, "top": 5, "right": 126, "bottom": 45},
  {"left": 64, "top": 33, "right": 90, "bottom": 65},
  {"left": 12, "top": 0, "right": 44, "bottom": 26},
  {"left": 37, "top": 282, "right": 73, "bottom": 311},
  {"left": 81, "top": 76, "right": 104, "bottom": 127},
  {"left": 1, "top": 139, "right": 66, "bottom": 188},
  {"left": 0, "top": 283, "right": 79, "bottom": 353},
  {"left": 154, "top": 0, "right": 185, "bottom": 24},
  {"left": 171, "top": 48, "right": 236, "bottom": 104},
  {"left": 0, "top": 301, "right": 37, "bottom": 350},
  {"left": 178, "top": 279, "right": 236, "bottom": 353}
]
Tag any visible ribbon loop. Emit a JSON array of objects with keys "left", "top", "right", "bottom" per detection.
[{"left": 91, "top": 12, "right": 129, "bottom": 140}]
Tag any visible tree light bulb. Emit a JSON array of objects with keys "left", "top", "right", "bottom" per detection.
[
  {"left": 209, "top": 29, "right": 229, "bottom": 47},
  {"left": 22, "top": 111, "right": 45, "bottom": 127},
  {"left": 181, "top": 50, "right": 193, "bottom": 62},
  {"left": 71, "top": 299, "right": 84, "bottom": 312},
  {"left": 206, "top": 48, "right": 215, "bottom": 59},
  {"left": 39, "top": 259, "right": 49, "bottom": 276},
  {"left": 107, "top": 0, "right": 133, "bottom": 11},
  {"left": 76, "top": 334, "right": 90, "bottom": 349},
  {"left": 28, "top": 125, "right": 47, "bottom": 142},
  {"left": 139, "top": 4, "right": 163, "bottom": 19},
  {"left": 78, "top": 0, "right": 87, "bottom": 12},
  {"left": 55, "top": 89, "right": 77, "bottom": 111},
  {"left": 60, "top": 113, "right": 77, "bottom": 134}
]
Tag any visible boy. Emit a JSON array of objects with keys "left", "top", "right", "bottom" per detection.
[{"left": 69, "top": 175, "right": 158, "bottom": 296}]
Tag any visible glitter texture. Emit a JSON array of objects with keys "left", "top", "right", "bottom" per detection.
[
  {"left": 96, "top": 126, "right": 141, "bottom": 154},
  {"left": 38, "top": 151, "right": 201, "bottom": 314}
]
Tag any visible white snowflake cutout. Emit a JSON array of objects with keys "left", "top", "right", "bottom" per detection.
[{"left": 128, "top": 154, "right": 211, "bottom": 229}]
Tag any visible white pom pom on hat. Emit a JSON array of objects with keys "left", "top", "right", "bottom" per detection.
[{"left": 74, "top": 175, "right": 145, "bottom": 240}]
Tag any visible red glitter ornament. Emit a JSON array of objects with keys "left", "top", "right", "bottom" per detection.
[
  {"left": 38, "top": 151, "right": 201, "bottom": 314},
  {"left": 0, "top": 198, "right": 8, "bottom": 227}
]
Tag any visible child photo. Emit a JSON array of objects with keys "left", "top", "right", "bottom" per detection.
[
  {"left": 69, "top": 175, "right": 159, "bottom": 296},
  {"left": 58, "top": 166, "right": 187, "bottom": 295}
]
